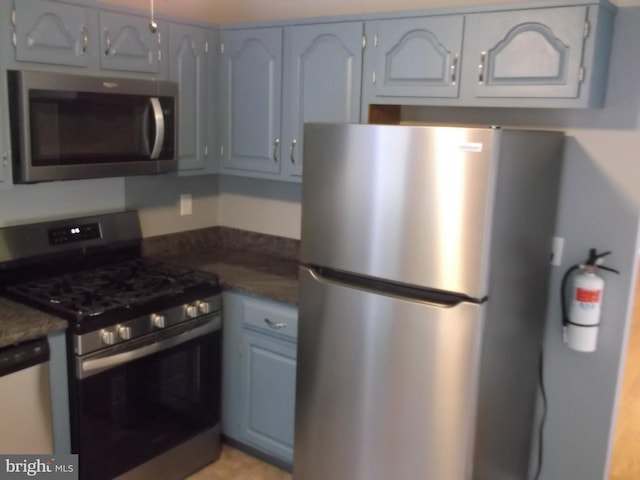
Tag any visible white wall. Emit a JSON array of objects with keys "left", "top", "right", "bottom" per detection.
[
  {"left": 0, "top": 173, "right": 220, "bottom": 238},
  {"left": 124, "top": 173, "right": 219, "bottom": 237},
  {"left": 218, "top": 176, "right": 301, "bottom": 239},
  {"left": 0, "top": 178, "right": 125, "bottom": 226},
  {"left": 101, "top": 0, "right": 640, "bottom": 23}
]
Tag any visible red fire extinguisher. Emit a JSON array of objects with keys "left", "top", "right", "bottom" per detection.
[{"left": 561, "top": 249, "right": 619, "bottom": 352}]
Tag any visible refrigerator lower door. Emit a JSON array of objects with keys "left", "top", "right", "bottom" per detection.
[{"left": 294, "top": 267, "right": 485, "bottom": 480}]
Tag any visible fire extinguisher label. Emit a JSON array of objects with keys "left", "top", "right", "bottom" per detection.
[{"left": 576, "top": 288, "right": 601, "bottom": 303}]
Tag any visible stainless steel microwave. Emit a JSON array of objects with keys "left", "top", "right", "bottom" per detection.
[{"left": 7, "top": 70, "right": 178, "bottom": 183}]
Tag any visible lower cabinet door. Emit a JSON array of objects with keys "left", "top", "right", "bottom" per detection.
[{"left": 239, "top": 329, "right": 297, "bottom": 463}]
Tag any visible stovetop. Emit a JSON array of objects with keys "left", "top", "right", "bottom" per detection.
[{"left": 5, "top": 258, "right": 219, "bottom": 323}]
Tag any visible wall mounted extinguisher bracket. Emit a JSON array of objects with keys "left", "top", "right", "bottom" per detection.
[{"left": 561, "top": 249, "right": 620, "bottom": 352}]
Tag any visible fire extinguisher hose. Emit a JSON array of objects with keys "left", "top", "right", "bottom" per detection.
[{"left": 560, "top": 264, "right": 581, "bottom": 327}]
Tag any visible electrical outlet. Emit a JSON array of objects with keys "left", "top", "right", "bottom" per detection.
[
  {"left": 180, "top": 194, "right": 192, "bottom": 216},
  {"left": 551, "top": 236, "right": 564, "bottom": 266}
]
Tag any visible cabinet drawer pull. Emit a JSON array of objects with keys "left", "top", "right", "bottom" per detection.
[
  {"left": 81, "top": 25, "right": 88, "bottom": 54},
  {"left": 478, "top": 51, "right": 486, "bottom": 84},
  {"left": 290, "top": 139, "right": 297, "bottom": 164},
  {"left": 104, "top": 28, "right": 111, "bottom": 56},
  {"left": 264, "top": 318, "right": 287, "bottom": 329},
  {"left": 273, "top": 138, "right": 280, "bottom": 163}
]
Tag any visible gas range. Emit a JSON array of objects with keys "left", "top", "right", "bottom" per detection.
[
  {"left": 5, "top": 257, "right": 221, "bottom": 357},
  {"left": 0, "top": 211, "right": 222, "bottom": 480}
]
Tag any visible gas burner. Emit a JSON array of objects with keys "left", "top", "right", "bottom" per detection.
[{"left": 6, "top": 258, "right": 217, "bottom": 323}]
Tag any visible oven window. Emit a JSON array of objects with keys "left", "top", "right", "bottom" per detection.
[{"left": 72, "top": 331, "right": 220, "bottom": 480}]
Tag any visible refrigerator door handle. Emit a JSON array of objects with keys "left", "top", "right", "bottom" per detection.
[{"left": 306, "top": 265, "right": 482, "bottom": 306}]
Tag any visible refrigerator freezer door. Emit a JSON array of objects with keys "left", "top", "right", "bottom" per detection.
[
  {"left": 293, "top": 267, "right": 484, "bottom": 480},
  {"left": 301, "top": 123, "right": 498, "bottom": 298}
]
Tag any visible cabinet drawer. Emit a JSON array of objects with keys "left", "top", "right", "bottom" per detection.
[{"left": 243, "top": 296, "right": 298, "bottom": 340}]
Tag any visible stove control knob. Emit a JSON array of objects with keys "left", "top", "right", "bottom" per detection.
[
  {"left": 101, "top": 329, "right": 116, "bottom": 345},
  {"left": 185, "top": 304, "right": 198, "bottom": 318},
  {"left": 151, "top": 313, "right": 166, "bottom": 329},
  {"left": 197, "top": 301, "right": 211, "bottom": 314},
  {"left": 118, "top": 325, "right": 132, "bottom": 340}
]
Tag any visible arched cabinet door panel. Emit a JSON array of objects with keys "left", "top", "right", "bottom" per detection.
[
  {"left": 220, "top": 28, "right": 283, "bottom": 174},
  {"left": 99, "top": 10, "right": 164, "bottom": 74},
  {"left": 282, "top": 22, "right": 363, "bottom": 178},
  {"left": 366, "top": 16, "right": 464, "bottom": 99},
  {"left": 13, "top": 0, "right": 91, "bottom": 67},
  {"left": 466, "top": 6, "right": 588, "bottom": 99},
  {"left": 169, "top": 23, "right": 210, "bottom": 172}
]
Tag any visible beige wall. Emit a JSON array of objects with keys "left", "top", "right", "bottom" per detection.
[
  {"left": 218, "top": 176, "right": 301, "bottom": 239},
  {"left": 124, "top": 174, "right": 219, "bottom": 237},
  {"left": 0, "top": 178, "right": 125, "bottom": 226},
  {"left": 100, "top": 0, "right": 640, "bottom": 24}
]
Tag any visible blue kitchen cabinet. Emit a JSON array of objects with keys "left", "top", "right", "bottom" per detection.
[
  {"left": 169, "top": 22, "right": 216, "bottom": 173},
  {"left": 362, "top": 3, "right": 615, "bottom": 111},
  {"left": 219, "top": 22, "right": 363, "bottom": 181},
  {"left": 219, "top": 28, "right": 283, "bottom": 175},
  {"left": 9, "top": 2, "right": 170, "bottom": 77},
  {"left": 281, "top": 22, "right": 363, "bottom": 179},
  {"left": 462, "top": 5, "right": 614, "bottom": 106},
  {"left": 99, "top": 10, "right": 167, "bottom": 76},
  {"left": 362, "top": 16, "right": 464, "bottom": 102},
  {"left": 11, "top": 0, "right": 93, "bottom": 68},
  {"left": 240, "top": 330, "right": 297, "bottom": 464},
  {"left": 222, "top": 292, "right": 298, "bottom": 466}
]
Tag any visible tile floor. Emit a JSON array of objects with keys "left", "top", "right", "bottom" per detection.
[{"left": 187, "top": 445, "right": 292, "bottom": 480}]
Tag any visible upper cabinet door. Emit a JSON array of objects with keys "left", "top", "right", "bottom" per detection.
[
  {"left": 169, "top": 23, "right": 210, "bottom": 171},
  {"left": 466, "top": 6, "right": 588, "bottom": 99},
  {"left": 366, "top": 16, "right": 464, "bottom": 99},
  {"left": 282, "top": 22, "right": 364, "bottom": 178},
  {"left": 99, "top": 11, "right": 164, "bottom": 74},
  {"left": 220, "top": 28, "right": 283, "bottom": 174},
  {"left": 13, "top": 0, "right": 91, "bottom": 67}
]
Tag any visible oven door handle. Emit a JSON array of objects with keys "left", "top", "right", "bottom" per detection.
[{"left": 77, "top": 315, "right": 220, "bottom": 379}]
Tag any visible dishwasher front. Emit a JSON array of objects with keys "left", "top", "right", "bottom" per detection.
[{"left": 0, "top": 337, "right": 54, "bottom": 453}]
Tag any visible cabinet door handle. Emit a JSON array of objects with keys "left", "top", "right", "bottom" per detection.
[
  {"left": 478, "top": 51, "right": 487, "bottom": 84},
  {"left": 81, "top": 25, "right": 88, "bottom": 54},
  {"left": 104, "top": 28, "right": 111, "bottom": 56},
  {"left": 290, "top": 139, "right": 297, "bottom": 164},
  {"left": 273, "top": 138, "right": 280, "bottom": 163},
  {"left": 451, "top": 53, "right": 459, "bottom": 85},
  {"left": 264, "top": 318, "right": 287, "bottom": 329}
]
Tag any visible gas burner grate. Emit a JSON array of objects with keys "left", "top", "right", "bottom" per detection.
[{"left": 6, "top": 258, "right": 217, "bottom": 321}]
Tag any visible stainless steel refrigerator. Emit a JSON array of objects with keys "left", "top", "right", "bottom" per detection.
[{"left": 294, "top": 123, "right": 564, "bottom": 480}]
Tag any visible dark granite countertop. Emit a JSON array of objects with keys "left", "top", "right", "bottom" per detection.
[
  {"left": 143, "top": 226, "right": 301, "bottom": 307},
  {"left": 0, "top": 297, "right": 68, "bottom": 349},
  {"left": 0, "top": 226, "right": 299, "bottom": 349},
  {"left": 157, "top": 248, "right": 300, "bottom": 306}
]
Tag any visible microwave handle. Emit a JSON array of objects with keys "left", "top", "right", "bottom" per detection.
[{"left": 149, "top": 97, "right": 165, "bottom": 159}]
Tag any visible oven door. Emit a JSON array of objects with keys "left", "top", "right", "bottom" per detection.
[{"left": 70, "top": 315, "right": 221, "bottom": 480}]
